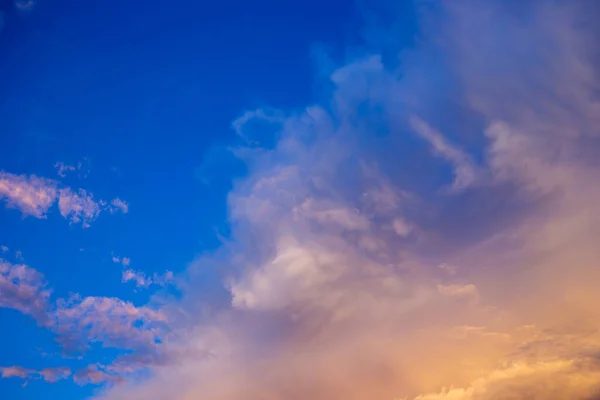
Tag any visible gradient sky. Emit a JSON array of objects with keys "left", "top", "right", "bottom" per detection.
[{"left": 1, "top": 1, "right": 600, "bottom": 399}]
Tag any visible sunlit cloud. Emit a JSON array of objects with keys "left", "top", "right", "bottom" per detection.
[
  {"left": 92, "top": 1, "right": 600, "bottom": 399},
  {"left": 4, "top": 0, "right": 600, "bottom": 398}
]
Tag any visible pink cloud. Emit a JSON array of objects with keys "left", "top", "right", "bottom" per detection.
[
  {"left": 58, "top": 188, "right": 104, "bottom": 227},
  {"left": 0, "top": 366, "right": 33, "bottom": 379},
  {"left": 0, "top": 260, "right": 51, "bottom": 323},
  {"left": 0, "top": 172, "right": 57, "bottom": 218},
  {"left": 0, "top": 170, "right": 128, "bottom": 226},
  {"left": 122, "top": 269, "right": 151, "bottom": 288},
  {"left": 53, "top": 295, "right": 167, "bottom": 352},
  {"left": 0, "top": 366, "right": 72, "bottom": 383}
]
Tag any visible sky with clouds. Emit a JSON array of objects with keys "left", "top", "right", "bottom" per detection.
[{"left": 1, "top": 0, "right": 600, "bottom": 399}]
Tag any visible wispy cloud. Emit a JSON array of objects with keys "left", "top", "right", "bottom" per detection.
[
  {"left": 54, "top": 162, "right": 76, "bottom": 178},
  {"left": 0, "top": 366, "right": 72, "bottom": 383},
  {"left": 112, "top": 255, "right": 131, "bottom": 266},
  {"left": 409, "top": 116, "right": 478, "bottom": 191},
  {"left": 122, "top": 269, "right": 173, "bottom": 290}
]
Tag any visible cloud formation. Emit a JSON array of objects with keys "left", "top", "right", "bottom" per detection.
[
  {"left": 0, "top": 257, "right": 168, "bottom": 384},
  {"left": 0, "top": 170, "right": 127, "bottom": 226},
  {"left": 93, "top": 1, "right": 600, "bottom": 399},
  {"left": 6, "top": 0, "right": 600, "bottom": 398}
]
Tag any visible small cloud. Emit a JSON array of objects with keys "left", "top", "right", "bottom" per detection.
[
  {"left": 409, "top": 116, "right": 478, "bottom": 192},
  {"left": 54, "top": 162, "right": 76, "bottom": 178},
  {"left": 0, "top": 259, "right": 51, "bottom": 322},
  {"left": 393, "top": 218, "right": 413, "bottom": 237},
  {"left": 73, "top": 364, "right": 122, "bottom": 386},
  {"left": 39, "top": 367, "right": 71, "bottom": 383},
  {"left": 0, "top": 366, "right": 33, "bottom": 379},
  {"left": 110, "top": 198, "right": 129, "bottom": 214},
  {"left": 438, "top": 263, "right": 458, "bottom": 276},
  {"left": 437, "top": 283, "right": 480, "bottom": 303},
  {"left": 122, "top": 269, "right": 151, "bottom": 288},
  {"left": 112, "top": 255, "right": 130, "bottom": 267},
  {"left": 58, "top": 188, "right": 103, "bottom": 228},
  {"left": 0, "top": 171, "right": 58, "bottom": 218},
  {"left": 122, "top": 269, "right": 174, "bottom": 289},
  {"left": 0, "top": 245, "right": 8, "bottom": 253}
]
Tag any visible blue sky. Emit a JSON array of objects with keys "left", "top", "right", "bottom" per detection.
[
  {"left": 2, "top": 1, "right": 600, "bottom": 399},
  {"left": 0, "top": 1, "right": 369, "bottom": 398}
]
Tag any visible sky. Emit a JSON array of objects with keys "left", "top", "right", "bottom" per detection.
[{"left": 1, "top": 0, "right": 600, "bottom": 399}]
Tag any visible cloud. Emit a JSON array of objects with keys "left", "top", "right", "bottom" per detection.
[
  {"left": 96, "top": 1, "right": 600, "bottom": 398},
  {"left": 0, "top": 172, "right": 58, "bottom": 218},
  {"left": 109, "top": 198, "right": 129, "bottom": 214},
  {"left": 122, "top": 269, "right": 173, "bottom": 289},
  {"left": 39, "top": 367, "right": 72, "bottom": 383},
  {"left": 1, "top": 366, "right": 33, "bottom": 379},
  {"left": 122, "top": 269, "right": 151, "bottom": 288},
  {"left": 0, "top": 170, "right": 127, "bottom": 226},
  {"left": 53, "top": 295, "right": 167, "bottom": 353},
  {"left": 4, "top": 0, "right": 599, "bottom": 397},
  {"left": 408, "top": 116, "right": 478, "bottom": 191},
  {"left": 0, "top": 258, "right": 168, "bottom": 383},
  {"left": 0, "top": 259, "right": 51, "bottom": 323},
  {"left": 73, "top": 365, "right": 121, "bottom": 386},
  {"left": 54, "top": 162, "right": 76, "bottom": 178},
  {"left": 58, "top": 188, "right": 104, "bottom": 227},
  {"left": 112, "top": 255, "right": 131, "bottom": 266}
]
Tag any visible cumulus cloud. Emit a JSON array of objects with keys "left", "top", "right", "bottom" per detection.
[{"left": 94, "top": 1, "right": 600, "bottom": 399}]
